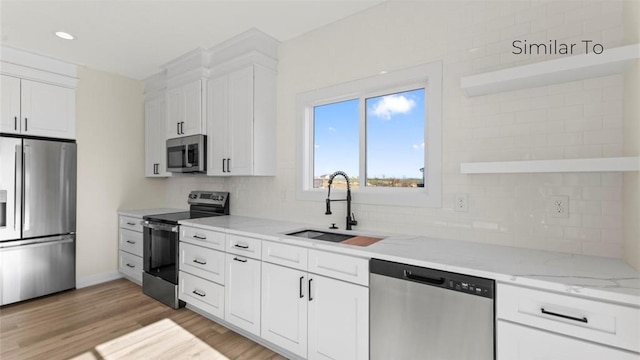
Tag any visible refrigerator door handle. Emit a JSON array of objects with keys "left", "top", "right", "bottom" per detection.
[
  {"left": 15, "top": 144, "right": 22, "bottom": 234},
  {"left": 22, "top": 145, "right": 29, "bottom": 231}
]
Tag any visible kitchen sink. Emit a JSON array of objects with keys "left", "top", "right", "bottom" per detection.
[
  {"left": 286, "top": 229, "right": 384, "bottom": 247},
  {"left": 287, "top": 230, "right": 355, "bottom": 242}
]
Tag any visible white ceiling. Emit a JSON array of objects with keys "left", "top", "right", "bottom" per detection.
[{"left": 0, "top": 1, "right": 384, "bottom": 80}]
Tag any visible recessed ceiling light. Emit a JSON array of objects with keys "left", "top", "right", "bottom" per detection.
[{"left": 55, "top": 31, "right": 75, "bottom": 40}]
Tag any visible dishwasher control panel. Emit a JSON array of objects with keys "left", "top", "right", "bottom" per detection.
[{"left": 447, "top": 279, "right": 492, "bottom": 297}]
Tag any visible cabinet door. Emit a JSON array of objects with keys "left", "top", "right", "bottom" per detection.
[
  {"left": 145, "top": 96, "right": 170, "bottom": 177},
  {"left": 226, "top": 66, "right": 254, "bottom": 175},
  {"left": 166, "top": 87, "right": 183, "bottom": 138},
  {"left": 207, "top": 75, "right": 229, "bottom": 176},
  {"left": 0, "top": 75, "right": 21, "bottom": 134},
  {"left": 181, "top": 80, "right": 203, "bottom": 137},
  {"left": 497, "top": 320, "right": 638, "bottom": 360},
  {"left": 261, "top": 262, "right": 308, "bottom": 358},
  {"left": 225, "top": 253, "right": 261, "bottom": 336},
  {"left": 21, "top": 80, "right": 75, "bottom": 139},
  {"left": 308, "top": 275, "right": 369, "bottom": 360}
]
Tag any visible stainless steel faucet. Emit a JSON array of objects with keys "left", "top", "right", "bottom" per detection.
[{"left": 325, "top": 171, "right": 357, "bottom": 230}]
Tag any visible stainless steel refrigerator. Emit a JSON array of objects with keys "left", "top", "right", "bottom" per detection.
[{"left": 0, "top": 135, "right": 77, "bottom": 305}]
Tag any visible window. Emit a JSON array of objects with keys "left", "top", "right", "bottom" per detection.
[{"left": 297, "top": 61, "right": 442, "bottom": 207}]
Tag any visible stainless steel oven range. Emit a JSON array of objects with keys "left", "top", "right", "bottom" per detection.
[{"left": 141, "top": 191, "right": 229, "bottom": 308}]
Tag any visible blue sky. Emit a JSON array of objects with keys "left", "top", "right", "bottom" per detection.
[{"left": 314, "top": 88, "right": 425, "bottom": 180}]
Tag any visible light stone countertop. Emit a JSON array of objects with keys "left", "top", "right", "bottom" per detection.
[
  {"left": 180, "top": 215, "right": 640, "bottom": 307},
  {"left": 118, "top": 208, "right": 187, "bottom": 218}
]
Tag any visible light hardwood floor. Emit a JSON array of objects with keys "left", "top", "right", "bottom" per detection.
[{"left": 0, "top": 279, "right": 287, "bottom": 360}]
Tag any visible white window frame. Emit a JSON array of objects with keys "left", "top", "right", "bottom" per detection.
[{"left": 296, "top": 61, "right": 442, "bottom": 207}]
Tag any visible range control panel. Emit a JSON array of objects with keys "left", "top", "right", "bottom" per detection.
[{"left": 188, "top": 191, "right": 229, "bottom": 206}]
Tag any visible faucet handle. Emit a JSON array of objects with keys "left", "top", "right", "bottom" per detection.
[
  {"left": 350, "top": 213, "right": 358, "bottom": 226},
  {"left": 329, "top": 223, "right": 338, "bottom": 229}
]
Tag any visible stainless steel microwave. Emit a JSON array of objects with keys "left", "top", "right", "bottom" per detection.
[{"left": 166, "top": 134, "right": 206, "bottom": 173}]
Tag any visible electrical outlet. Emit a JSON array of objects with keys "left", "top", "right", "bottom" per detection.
[
  {"left": 455, "top": 193, "right": 468, "bottom": 212},
  {"left": 548, "top": 195, "right": 569, "bottom": 218}
]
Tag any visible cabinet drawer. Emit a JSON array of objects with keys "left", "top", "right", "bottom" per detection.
[
  {"left": 119, "top": 229, "right": 143, "bottom": 257},
  {"left": 119, "top": 216, "right": 142, "bottom": 232},
  {"left": 308, "top": 249, "right": 369, "bottom": 286},
  {"left": 181, "top": 226, "right": 225, "bottom": 251},
  {"left": 226, "top": 234, "right": 262, "bottom": 259},
  {"left": 497, "top": 283, "right": 640, "bottom": 353},
  {"left": 262, "top": 241, "right": 308, "bottom": 270},
  {"left": 179, "top": 271, "right": 225, "bottom": 319},
  {"left": 119, "top": 251, "right": 143, "bottom": 284},
  {"left": 179, "top": 242, "right": 225, "bottom": 285},
  {"left": 497, "top": 320, "right": 639, "bottom": 360}
]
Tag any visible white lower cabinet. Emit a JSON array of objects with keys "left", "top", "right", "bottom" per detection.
[
  {"left": 307, "top": 274, "right": 369, "bottom": 360},
  {"left": 117, "top": 215, "right": 144, "bottom": 285},
  {"left": 261, "top": 241, "right": 369, "bottom": 360},
  {"left": 261, "top": 262, "right": 308, "bottom": 358},
  {"left": 497, "top": 321, "right": 639, "bottom": 360},
  {"left": 225, "top": 253, "right": 262, "bottom": 336},
  {"left": 179, "top": 271, "right": 225, "bottom": 319}
]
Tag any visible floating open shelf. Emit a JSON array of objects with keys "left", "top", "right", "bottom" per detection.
[
  {"left": 460, "top": 157, "right": 639, "bottom": 174},
  {"left": 460, "top": 44, "right": 640, "bottom": 96}
]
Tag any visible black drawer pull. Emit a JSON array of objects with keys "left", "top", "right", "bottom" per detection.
[
  {"left": 192, "top": 289, "right": 206, "bottom": 297},
  {"left": 308, "top": 278, "right": 313, "bottom": 301},
  {"left": 126, "top": 222, "right": 136, "bottom": 226},
  {"left": 233, "top": 257, "right": 247, "bottom": 263},
  {"left": 193, "top": 259, "right": 206, "bottom": 265},
  {"left": 541, "top": 308, "right": 588, "bottom": 323},
  {"left": 193, "top": 235, "right": 207, "bottom": 240},
  {"left": 234, "top": 243, "right": 249, "bottom": 249},
  {"left": 126, "top": 263, "right": 135, "bottom": 268},
  {"left": 126, "top": 240, "right": 135, "bottom": 244},
  {"left": 299, "top": 276, "right": 304, "bottom": 298}
]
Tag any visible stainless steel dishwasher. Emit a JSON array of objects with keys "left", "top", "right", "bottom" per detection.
[{"left": 370, "top": 259, "right": 495, "bottom": 359}]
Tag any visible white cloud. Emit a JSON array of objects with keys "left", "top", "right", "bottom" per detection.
[
  {"left": 412, "top": 142, "right": 425, "bottom": 150},
  {"left": 370, "top": 94, "right": 416, "bottom": 120}
]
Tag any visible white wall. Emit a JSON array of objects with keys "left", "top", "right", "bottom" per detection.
[
  {"left": 167, "top": 1, "right": 635, "bottom": 261},
  {"left": 76, "top": 67, "right": 167, "bottom": 286}
]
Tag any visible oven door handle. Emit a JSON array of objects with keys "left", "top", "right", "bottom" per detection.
[{"left": 141, "top": 221, "right": 179, "bottom": 233}]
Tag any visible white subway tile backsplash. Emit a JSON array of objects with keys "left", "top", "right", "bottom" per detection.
[{"left": 166, "top": 0, "right": 627, "bottom": 261}]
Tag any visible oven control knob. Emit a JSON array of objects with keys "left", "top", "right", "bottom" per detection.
[{"left": 189, "top": 193, "right": 197, "bottom": 199}]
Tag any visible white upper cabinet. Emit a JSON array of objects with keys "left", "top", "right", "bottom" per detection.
[
  {"left": 166, "top": 79, "right": 205, "bottom": 139},
  {"left": 1, "top": 76, "right": 75, "bottom": 139},
  {"left": 207, "top": 65, "right": 276, "bottom": 176},
  {"left": 1, "top": 48, "right": 77, "bottom": 140},
  {"left": 0, "top": 75, "right": 21, "bottom": 134},
  {"left": 144, "top": 93, "right": 171, "bottom": 177}
]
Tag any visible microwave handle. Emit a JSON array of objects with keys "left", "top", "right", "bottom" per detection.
[{"left": 184, "top": 144, "right": 192, "bottom": 168}]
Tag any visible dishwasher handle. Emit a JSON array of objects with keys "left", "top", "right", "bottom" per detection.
[{"left": 403, "top": 270, "right": 445, "bottom": 285}]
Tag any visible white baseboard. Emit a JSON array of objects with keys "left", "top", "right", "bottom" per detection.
[{"left": 76, "top": 271, "right": 123, "bottom": 289}]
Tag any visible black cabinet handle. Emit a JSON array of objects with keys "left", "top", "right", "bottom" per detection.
[
  {"left": 193, "top": 235, "right": 207, "bottom": 240},
  {"left": 24, "top": 118, "right": 28, "bottom": 131},
  {"left": 222, "top": 159, "right": 226, "bottom": 173},
  {"left": 126, "top": 222, "right": 136, "bottom": 226},
  {"left": 403, "top": 270, "right": 445, "bottom": 285},
  {"left": 541, "top": 308, "right": 588, "bottom": 323},
  {"left": 234, "top": 243, "right": 249, "bottom": 249},
  {"left": 126, "top": 240, "right": 135, "bottom": 244},
  {"left": 180, "top": 121, "right": 185, "bottom": 134},
  {"left": 14, "top": 116, "right": 17, "bottom": 130},
  {"left": 192, "top": 289, "right": 206, "bottom": 297},
  {"left": 177, "top": 122, "right": 180, "bottom": 135},
  {"left": 233, "top": 257, "right": 247, "bottom": 263},
  {"left": 193, "top": 259, "right": 206, "bottom": 265},
  {"left": 227, "top": 158, "right": 231, "bottom": 173},
  {"left": 299, "top": 276, "right": 304, "bottom": 298},
  {"left": 308, "top": 278, "right": 313, "bottom": 301},
  {"left": 126, "top": 263, "right": 135, "bottom": 268}
]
